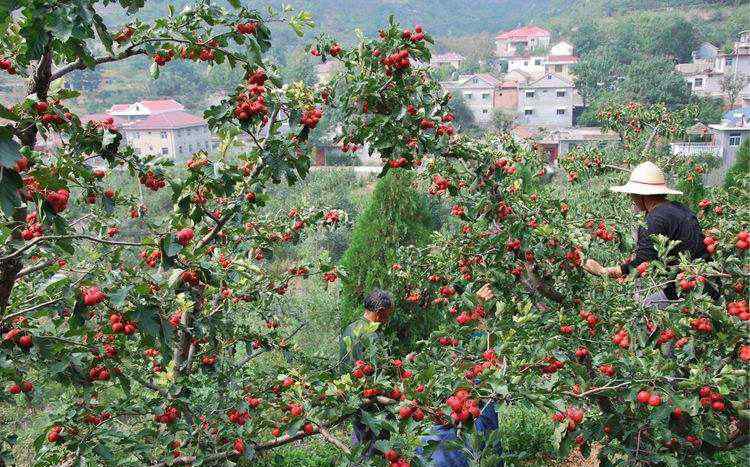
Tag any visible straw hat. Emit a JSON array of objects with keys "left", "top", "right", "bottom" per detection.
[{"left": 610, "top": 161, "right": 682, "bottom": 195}]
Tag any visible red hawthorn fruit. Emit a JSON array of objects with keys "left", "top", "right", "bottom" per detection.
[
  {"left": 648, "top": 393, "right": 662, "bottom": 407},
  {"left": 47, "top": 426, "right": 62, "bottom": 443},
  {"left": 384, "top": 449, "right": 399, "bottom": 462},
  {"left": 637, "top": 390, "right": 651, "bottom": 404},
  {"left": 740, "top": 345, "right": 750, "bottom": 362},
  {"left": 233, "top": 438, "right": 245, "bottom": 454},
  {"left": 398, "top": 406, "right": 414, "bottom": 419},
  {"left": 8, "top": 384, "right": 21, "bottom": 394},
  {"left": 303, "top": 422, "right": 314, "bottom": 434},
  {"left": 18, "top": 334, "right": 33, "bottom": 349},
  {"left": 176, "top": 228, "right": 194, "bottom": 246},
  {"left": 272, "top": 427, "right": 281, "bottom": 437}
]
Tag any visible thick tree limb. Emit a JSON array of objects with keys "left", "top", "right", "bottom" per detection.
[{"left": 50, "top": 49, "right": 146, "bottom": 82}]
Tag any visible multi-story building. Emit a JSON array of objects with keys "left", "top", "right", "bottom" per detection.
[
  {"left": 507, "top": 55, "right": 546, "bottom": 75},
  {"left": 430, "top": 52, "right": 465, "bottom": 70},
  {"left": 504, "top": 40, "right": 579, "bottom": 79},
  {"left": 441, "top": 73, "right": 502, "bottom": 124},
  {"left": 495, "top": 26, "right": 551, "bottom": 58},
  {"left": 677, "top": 32, "right": 750, "bottom": 103},
  {"left": 83, "top": 99, "right": 217, "bottom": 161},
  {"left": 517, "top": 73, "right": 576, "bottom": 127}
]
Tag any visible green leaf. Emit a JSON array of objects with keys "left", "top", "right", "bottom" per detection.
[
  {"left": 108, "top": 286, "right": 131, "bottom": 309},
  {"left": 0, "top": 168, "right": 22, "bottom": 217},
  {"left": 0, "top": 138, "right": 21, "bottom": 169},
  {"left": 150, "top": 61, "right": 160, "bottom": 79},
  {"left": 227, "top": 0, "right": 241, "bottom": 8}
]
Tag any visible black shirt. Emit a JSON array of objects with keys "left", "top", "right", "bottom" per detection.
[{"left": 620, "top": 201, "right": 717, "bottom": 301}]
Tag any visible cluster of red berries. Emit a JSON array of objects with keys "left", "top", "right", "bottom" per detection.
[
  {"left": 82, "top": 286, "right": 107, "bottom": 306},
  {"left": 235, "top": 21, "right": 258, "bottom": 34},
  {"left": 727, "top": 300, "right": 749, "bottom": 321},
  {"left": 699, "top": 386, "right": 726, "bottom": 411},
  {"left": 455, "top": 304, "right": 484, "bottom": 326},
  {"left": 234, "top": 68, "right": 268, "bottom": 122},
  {"left": 656, "top": 328, "right": 676, "bottom": 345},
  {"left": 599, "top": 363, "right": 616, "bottom": 376},
  {"left": 565, "top": 248, "right": 582, "bottom": 267},
  {"left": 155, "top": 406, "right": 181, "bottom": 424},
  {"left": 153, "top": 49, "right": 175, "bottom": 66},
  {"left": 8, "top": 380, "right": 34, "bottom": 394},
  {"left": 446, "top": 389, "right": 481, "bottom": 424},
  {"left": 287, "top": 403, "right": 303, "bottom": 417},
  {"left": 227, "top": 408, "right": 250, "bottom": 425},
  {"left": 301, "top": 108, "right": 323, "bottom": 128},
  {"left": 329, "top": 43, "right": 342, "bottom": 56},
  {"left": 388, "top": 157, "right": 410, "bottom": 168},
  {"left": 352, "top": 359, "right": 375, "bottom": 379},
  {"left": 690, "top": 316, "right": 713, "bottom": 333},
  {"left": 47, "top": 425, "right": 63, "bottom": 443},
  {"left": 450, "top": 205, "right": 465, "bottom": 217},
  {"left": 44, "top": 188, "right": 70, "bottom": 213},
  {"left": 139, "top": 249, "right": 162, "bottom": 268},
  {"left": 88, "top": 365, "right": 111, "bottom": 381},
  {"left": 636, "top": 389, "right": 662, "bottom": 406},
  {"left": 430, "top": 175, "right": 451, "bottom": 195},
  {"left": 578, "top": 309, "right": 600, "bottom": 335},
  {"left": 438, "top": 336, "right": 459, "bottom": 347},
  {"left": 322, "top": 270, "right": 338, "bottom": 282},
  {"left": 324, "top": 210, "right": 340, "bottom": 224},
  {"left": 384, "top": 449, "right": 411, "bottom": 467},
  {"left": 169, "top": 311, "right": 183, "bottom": 328},
  {"left": 736, "top": 231, "right": 749, "bottom": 250},
  {"left": 245, "top": 396, "right": 262, "bottom": 408},
  {"left": 703, "top": 235, "right": 718, "bottom": 254},
  {"left": 289, "top": 266, "right": 309, "bottom": 277},
  {"left": 109, "top": 313, "right": 137, "bottom": 335},
  {"left": 83, "top": 411, "right": 111, "bottom": 425},
  {"left": 541, "top": 356, "right": 564, "bottom": 374},
  {"left": 397, "top": 404, "right": 425, "bottom": 421},
  {"left": 175, "top": 228, "right": 194, "bottom": 246},
  {"left": 611, "top": 328, "right": 630, "bottom": 348},
  {"left": 20, "top": 212, "right": 43, "bottom": 240},
  {"left": 140, "top": 171, "right": 166, "bottom": 191},
  {"left": 3, "top": 328, "right": 33, "bottom": 349},
  {"left": 181, "top": 270, "right": 200, "bottom": 286},
  {"left": 594, "top": 221, "right": 614, "bottom": 241},
  {"left": 0, "top": 57, "right": 16, "bottom": 74},
  {"left": 552, "top": 406, "right": 585, "bottom": 431}
]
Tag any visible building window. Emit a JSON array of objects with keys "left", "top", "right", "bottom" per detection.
[
  {"left": 482, "top": 93, "right": 491, "bottom": 100},
  {"left": 729, "top": 133, "right": 741, "bottom": 146},
  {"left": 726, "top": 57, "right": 734, "bottom": 66},
  {"left": 557, "top": 109, "right": 566, "bottom": 115},
  {"left": 524, "top": 109, "right": 534, "bottom": 116},
  {"left": 694, "top": 78, "right": 703, "bottom": 88},
  {"left": 188, "top": 144, "right": 193, "bottom": 152},
  {"left": 555, "top": 64, "right": 563, "bottom": 72},
  {"left": 178, "top": 145, "right": 183, "bottom": 153},
  {"left": 161, "top": 147, "right": 168, "bottom": 155},
  {"left": 161, "top": 131, "right": 167, "bottom": 139},
  {"left": 525, "top": 91, "right": 535, "bottom": 98},
  {"left": 464, "top": 93, "right": 473, "bottom": 100},
  {"left": 482, "top": 109, "right": 488, "bottom": 114},
  {"left": 534, "top": 59, "right": 542, "bottom": 65},
  {"left": 556, "top": 90, "right": 566, "bottom": 97},
  {"left": 523, "top": 61, "right": 528, "bottom": 66}
]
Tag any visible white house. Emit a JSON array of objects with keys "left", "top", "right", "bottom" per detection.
[
  {"left": 441, "top": 73, "right": 502, "bottom": 124},
  {"left": 507, "top": 55, "right": 546, "bottom": 75},
  {"left": 677, "top": 32, "right": 750, "bottom": 102},
  {"left": 517, "top": 73, "right": 576, "bottom": 127},
  {"left": 549, "top": 41, "right": 575, "bottom": 56},
  {"left": 430, "top": 52, "right": 465, "bottom": 69},
  {"left": 495, "top": 26, "right": 551, "bottom": 58}
]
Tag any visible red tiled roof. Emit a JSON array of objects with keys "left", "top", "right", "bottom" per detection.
[
  {"left": 81, "top": 113, "right": 128, "bottom": 128},
  {"left": 546, "top": 55, "right": 579, "bottom": 63},
  {"left": 124, "top": 111, "right": 205, "bottom": 130},
  {"left": 496, "top": 26, "right": 550, "bottom": 40},
  {"left": 461, "top": 73, "right": 502, "bottom": 87},
  {"left": 139, "top": 99, "right": 185, "bottom": 112}
]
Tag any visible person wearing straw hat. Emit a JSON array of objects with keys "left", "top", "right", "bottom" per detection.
[{"left": 583, "top": 161, "right": 718, "bottom": 307}]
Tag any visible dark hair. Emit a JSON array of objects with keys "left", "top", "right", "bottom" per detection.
[{"left": 364, "top": 288, "right": 393, "bottom": 312}]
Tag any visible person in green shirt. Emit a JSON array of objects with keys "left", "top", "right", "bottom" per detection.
[
  {"left": 339, "top": 288, "right": 394, "bottom": 459},
  {"left": 339, "top": 288, "right": 393, "bottom": 370}
]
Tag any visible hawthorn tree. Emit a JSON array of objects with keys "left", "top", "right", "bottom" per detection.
[{"left": 0, "top": 2, "right": 748, "bottom": 467}]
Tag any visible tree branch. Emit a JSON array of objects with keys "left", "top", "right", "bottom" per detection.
[
  {"left": 0, "top": 235, "right": 149, "bottom": 262},
  {"left": 50, "top": 49, "right": 146, "bottom": 82}
]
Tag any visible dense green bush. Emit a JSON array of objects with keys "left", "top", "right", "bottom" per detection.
[
  {"left": 496, "top": 404, "right": 555, "bottom": 463},
  {"left": 723, "top": 138, "right": 750, "bottom": 191},
  {"left": 339, "top": 170, "right": 440, "bottom": 348}
]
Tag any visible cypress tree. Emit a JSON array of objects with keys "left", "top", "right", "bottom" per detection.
[{"left": 339, "top": 170, "right": 439, "bottom": 348}]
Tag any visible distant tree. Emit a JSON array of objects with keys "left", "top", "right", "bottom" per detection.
[
  {"left": 283, "top": 47, "right": 318, "bottom": 86},
  {"left": 620, "top": 56, "right": 691, "bottom": 108},
  {"left": 338, "top": 170, "right": 440, "bottom": 349},
  {"left": 721, "top": 73, "right": 745, "bottom": 108},
  {"left": 648, "top": 16, "right": 699, "bottom": 62},
  {"left": 491, "top": 108, "right": 515, "bottom": 132},
  {"left": 450, "top": 94, "right": 477, "bottom": 130},
  {"left": 572, "top": 21, "right": 603, "bottom": 56},
  {"left": 572, "top": 49, "right": 622, "bottom": 105},
  {"left": 724, "top": 138, "right": 750, "bottom": 190},
  {"left": 693, "top": 96, "right": 726, "bottom": 124}
]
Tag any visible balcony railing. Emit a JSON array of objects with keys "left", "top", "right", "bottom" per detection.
[{"left": 670, "top": 142, "right": 721, "bottom": 158}]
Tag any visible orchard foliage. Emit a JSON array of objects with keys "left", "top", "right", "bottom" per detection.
[{"left": 0, "top": 2, "right": 748, "bottom": 467}]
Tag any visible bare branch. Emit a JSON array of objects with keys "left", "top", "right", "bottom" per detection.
[{"left": 50, "top": 49, "right": 146, "bottom": 82}]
